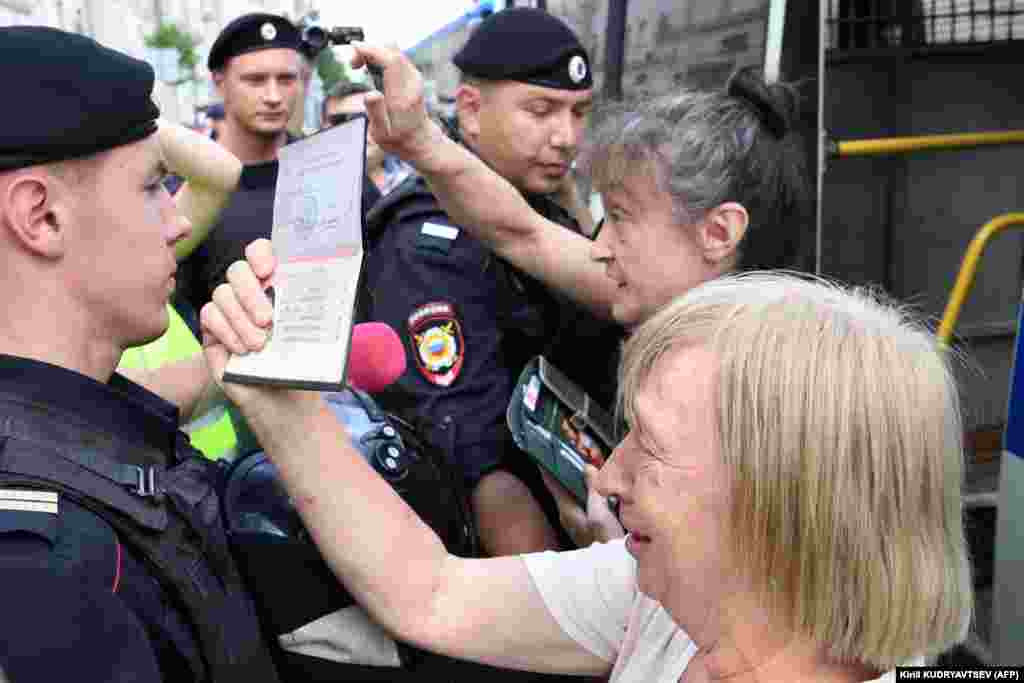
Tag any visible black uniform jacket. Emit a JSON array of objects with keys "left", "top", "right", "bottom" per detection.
[
  {"left": 362, "top": 173, "right": 623, "bottom": 489},
  {"left": 0, "top": 355, "right": 277, "bottom": 682}
]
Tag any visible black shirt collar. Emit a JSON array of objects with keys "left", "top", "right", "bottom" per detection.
[
  {"left": 0, "top": 354, "right": 181, "bottom": 455},
  {"left": 239, "top": 159, "right": 279, "bottom": 190},
  {"left": 237, "top": 134, "right": 300, "bottom": 190}
]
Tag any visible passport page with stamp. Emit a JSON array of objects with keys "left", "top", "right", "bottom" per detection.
[{"left": 223, "top": 115, "right": 367, "bottom": 391}]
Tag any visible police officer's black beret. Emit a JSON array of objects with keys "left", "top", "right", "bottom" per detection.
[
  {"left": 208, "top": 13, "right": 301, "bottom": 71},
  {"left": 453, "top": 8, "right": 592, "bottom": 91},
  {"left": 0, "top": 26, "right": 159, "bottom": 172}
]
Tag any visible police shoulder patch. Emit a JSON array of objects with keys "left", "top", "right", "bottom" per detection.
[{"left": 408, "top": 301, "right": 465, "bottom": 387}]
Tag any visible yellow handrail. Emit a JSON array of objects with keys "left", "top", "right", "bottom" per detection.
[
  {"left": 937, "top": 213, "right": 1024, "bottom": 348},
  {"left": 834, "top": 130, "right": 1024, "bottom": 158}
]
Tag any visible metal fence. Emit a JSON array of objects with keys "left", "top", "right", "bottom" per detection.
[{"left": 827, "top": 0, "right": 1024, "bottom": 49}]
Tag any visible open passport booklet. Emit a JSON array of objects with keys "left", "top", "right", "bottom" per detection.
[{"left": 223, "top": 115, "right": 367, "bottom": 392}]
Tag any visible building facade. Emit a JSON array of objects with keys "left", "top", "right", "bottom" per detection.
[
  {"left": 406, "top": 0, "right": 771, "bottom": 104},
  {"left": 2, "top": 0, "right": 316, "bottom": 124}
]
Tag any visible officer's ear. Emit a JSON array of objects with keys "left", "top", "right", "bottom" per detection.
[
  {"left": 455, "top": 82, "right": 485, "bottom": 142},
  {"left": 0, "top": 166, "right": 71, "bottom": 259}
]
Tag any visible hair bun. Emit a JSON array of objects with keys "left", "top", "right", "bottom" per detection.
[{"left": 725, "top": 67, "right": 793, "bottom": 140}]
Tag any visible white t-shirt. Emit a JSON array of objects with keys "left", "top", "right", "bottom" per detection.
[{"left": 523, "top": 540, "right": 900, "bottom": 682}]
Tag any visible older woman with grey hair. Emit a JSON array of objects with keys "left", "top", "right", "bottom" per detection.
[
  {"left": 351, "top": 41, "right": 815, "bottom": 545},
  {"left": 348, "top": 46, "right": 810, "bottom": 331},
  {"left": 348, "top": 45, "right": 813, "bottom": 545}
]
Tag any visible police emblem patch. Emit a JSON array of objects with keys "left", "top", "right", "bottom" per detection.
[
  {"left": 568, "top": 54, "right": 587, "bottom": 84},
  {"left": 408, "top": 301, "right": 465, "bottom": 387},
  {"left": 260, "top": 22, "right": 277, "bottom": 41}
]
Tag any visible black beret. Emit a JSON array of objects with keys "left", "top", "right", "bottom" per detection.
[
  {"left": 453, "top": 8, "right": 592, "bottom": 91},
  {"left": 0, "top": 26, "right": 159, "bottom": 172},
  {"left": 208, "top": 13, "right": 301, "bottom": 71}
]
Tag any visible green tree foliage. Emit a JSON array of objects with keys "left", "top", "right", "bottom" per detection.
[
  {"left": 315, "top": 47, "right": 350, "bottom": 92},
  {"left": 145, "top": 23, "right": 200, "bottom": 82}
]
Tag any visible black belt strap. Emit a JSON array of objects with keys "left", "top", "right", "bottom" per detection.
[
  {"left": 0, "top": 435, "right": 282, "bottom": 683},
  {"left": 0, "top": 438, "right": 167, "bottom": 531}
]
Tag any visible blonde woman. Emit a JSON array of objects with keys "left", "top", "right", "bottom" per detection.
[{"left": 202, "top": 261, "right": 972, "bottom": 681}]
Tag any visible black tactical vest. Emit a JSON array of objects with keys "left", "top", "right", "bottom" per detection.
[{"left": 0, "top": 394, "right": 280, "bottom": 683}]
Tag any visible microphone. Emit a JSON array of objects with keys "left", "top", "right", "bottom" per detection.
[
  {"left": 224, "top": 322, "right": 405, "bottom": 456},
  {"left": 346, "top": 322, "right": 406, "bottom": 393}
]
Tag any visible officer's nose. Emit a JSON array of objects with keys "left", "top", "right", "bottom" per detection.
[
  {"left": 167, "top": 207, "right": 192, "bottom": 247},
  {"left": 550, "top": 109, "right": 580, "bottom": 151},
  {"left": 264, "top": 81, "right": 283, "bottom": 105}
]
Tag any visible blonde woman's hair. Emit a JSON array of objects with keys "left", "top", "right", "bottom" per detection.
[{"left": 619, "top": 271, "right": 972, "bottom": 670}]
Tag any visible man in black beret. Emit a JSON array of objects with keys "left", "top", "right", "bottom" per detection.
[
  {"left": 175, "top": 12, "right": 302, "bottom": 320},
  {"left": 178, "top": 12, "right": 380, "bottom": 317},
  {"left": 363, "top": 7, "right": 621, "bottom": 558},
  {"left": 206, "top": 12, "right": 303, "bottom": 160},
  {"left": 0, "top": 25, "right": 279, "bottom": 682}
]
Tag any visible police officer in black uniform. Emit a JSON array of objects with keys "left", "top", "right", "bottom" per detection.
[
  {"left": 0, "top": 27, "right": 279, "bottom": 682},
  {"left": 177, "top": 13, "right": 380, "bottom": 319},
  {"left": 363, "top": 8, "right": 622, "bottom": 557}
]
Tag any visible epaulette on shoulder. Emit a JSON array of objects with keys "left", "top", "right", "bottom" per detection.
[
  {"left": 364, "top": 174, "right": 437, "bottom": 244},
  {"left": 0, "top": 488, "right": 60, "bottom": 543}
]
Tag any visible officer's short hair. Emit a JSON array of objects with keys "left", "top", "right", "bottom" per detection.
[
  {"left": 47, "top": 155, "right": 103, "bottom": 189},
  {"left": 321, "top": 81, "right": 374, "bottom": 122}
]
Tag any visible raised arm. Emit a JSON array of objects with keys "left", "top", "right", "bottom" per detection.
[
  {"left": 116, "top": 123, "right": 243, "bottom": 415},
  {"left": 198, "top": 240, "right": 611, "bottom": 676},
  {"left": 117, "top": 350, "right": 222, "bottom": 424},
  {"left": 352, "top": 44, "right": 617, "bottom": 320},
  {"left": 552, "top": 168, "right": 598, "bottom": 236},
  {"left": 156, "top": 120, "right": 242, "bottom": 261}
]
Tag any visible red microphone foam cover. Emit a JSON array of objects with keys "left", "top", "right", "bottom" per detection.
[{"left": 347, "top": 322, "right": 406, "bottom": 393}]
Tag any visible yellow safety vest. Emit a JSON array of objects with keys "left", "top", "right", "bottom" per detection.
[{"left": 119, "top": 305, "right": 238, "bottom": 460}]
